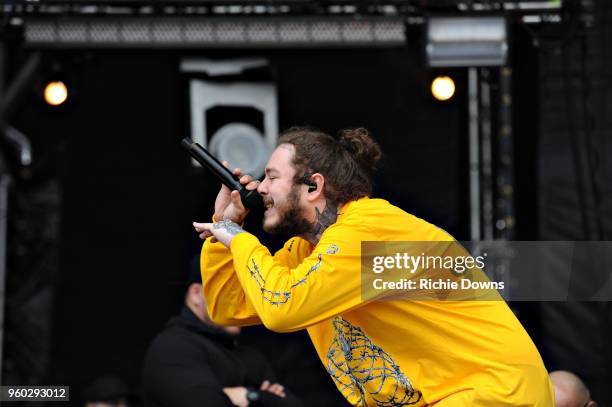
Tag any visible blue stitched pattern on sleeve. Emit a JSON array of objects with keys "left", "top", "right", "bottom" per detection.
[
  {"left": 246, "top": 254, "right": 323, "bottom": 306},
  {"left": 327, "top": 317, "right": 422, "bottom": 406}
]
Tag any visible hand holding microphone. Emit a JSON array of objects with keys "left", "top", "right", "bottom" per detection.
[
  {"left": 214, "top": 165, "right": 260, "bottom": 225},
  {"left": 182, "top": 138, "right": 262, "bottom": 225}
]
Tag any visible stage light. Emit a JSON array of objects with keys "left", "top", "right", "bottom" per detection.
[
  {"left": 43, "top": 80, "right": 68, "bottom": 106},
  {"left": 431, "top": 76, "right": 455, "bottom": 101}
]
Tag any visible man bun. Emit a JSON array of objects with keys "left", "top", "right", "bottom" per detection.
[
  {"left": 338, "top": 128, "right": 383, "bottom": 174},
  {"left": 278, "top": 126, "right": 383, "bottom": 206}
]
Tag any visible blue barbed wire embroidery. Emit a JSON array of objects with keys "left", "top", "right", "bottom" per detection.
[
  {"left": 327, "top": 317, "right": 422, "bottom": 406},
  {"left": 247, "top": 254, "right": 323, "bottom": 305}
]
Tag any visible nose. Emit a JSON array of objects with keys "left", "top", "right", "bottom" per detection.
[{"left": 257, "top": 178, "right": 268, "bottom": 195}]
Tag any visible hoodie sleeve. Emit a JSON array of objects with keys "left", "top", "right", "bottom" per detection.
[
  {"left": 226, "top": 224, "right": 365, "bottom": 333},
  {"left": 201, "top": 236, "right": 311, "bottom": 327}
]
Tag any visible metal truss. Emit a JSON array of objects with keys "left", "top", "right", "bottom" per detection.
[
  {"left": 0, "top": 0, "right": 562, "bottom": 48},
  {"left": 1, "top": 1, "right": 562, "bottom": 18},
  {"left": 22, "top": 16, "right": 407, "bottom": 48}
]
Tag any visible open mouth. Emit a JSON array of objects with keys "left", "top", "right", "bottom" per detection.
[{"left": 264, "top": 199, "right": 274, "bottom": 211}]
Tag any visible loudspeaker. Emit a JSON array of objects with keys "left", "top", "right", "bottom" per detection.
[{"left": 182, "top": 58, "right": 278, "bottom": 179}]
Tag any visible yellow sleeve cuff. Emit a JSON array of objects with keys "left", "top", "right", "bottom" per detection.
[{"left": 230, "top": 232, "right": 259, "bottom": 254}]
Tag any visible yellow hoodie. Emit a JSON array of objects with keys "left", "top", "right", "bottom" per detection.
[{"left": 201, "top": 197, "right": 554, "bottom": 406}]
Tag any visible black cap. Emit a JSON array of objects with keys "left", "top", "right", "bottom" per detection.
[{"left": 187, "top": 254, "right": 202, "bottom": 286}]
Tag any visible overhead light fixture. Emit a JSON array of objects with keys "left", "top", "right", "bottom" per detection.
[
  {"left": 43, "top": 80, "right": 68, "bottom": 106},
  {"left": 431, "top": 76, "right": 456, "bottom": 101},
  {"left": 426, "top": 16, "right": 507, "bottom": 67}
]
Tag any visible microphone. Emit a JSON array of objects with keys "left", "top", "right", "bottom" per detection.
[{"left": 181, "top": 138, "right": 263, "bottom": 210}]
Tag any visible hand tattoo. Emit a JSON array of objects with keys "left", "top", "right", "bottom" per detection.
[{"left": 213, "top": 220, "right": 246, "bottom": 236}]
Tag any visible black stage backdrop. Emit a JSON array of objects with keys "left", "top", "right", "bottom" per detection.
[
  {"left": 536, "top": 0, "right": 612, "bottom": 404},
  {"left": 9, "top": 48, "right": 468, "bottom": 405}
]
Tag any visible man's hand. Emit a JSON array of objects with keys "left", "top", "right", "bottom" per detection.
[
  {"left": 260, "top": 380, "right": 286, "bottom": 398},
  {"left": 214, "top": 162, "right": 260, "bottom": 224},
  {"left": 222, "top": 386, "right": 249, "bottom": 407},
  {"left": 193, "top": 220, "right": 245, "bottom": 248}
]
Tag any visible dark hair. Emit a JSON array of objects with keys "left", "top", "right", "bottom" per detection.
[{"left": 278, "top": 127, "right": 383, "bottom": 206}]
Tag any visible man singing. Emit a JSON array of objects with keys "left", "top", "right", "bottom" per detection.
[{"left": 193, "top": 127, "right": 554, "bottom": 406}]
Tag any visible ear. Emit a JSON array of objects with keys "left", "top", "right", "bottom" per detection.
[
  {"left": 587, "top": 401, "right": 598, "bottom": 407},
  {"left": 306, "top": 173, "right": 325, "bottom": 201},
  {"left": 187, "top": 283, "right": 203, "bottom": 305}
]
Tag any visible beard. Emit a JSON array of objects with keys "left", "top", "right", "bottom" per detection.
[{"left": 263, "top": 185, "right": 312, "bottom": 236}]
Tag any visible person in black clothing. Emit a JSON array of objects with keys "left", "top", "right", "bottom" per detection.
[
  {"left": 142, "top": 260, "right": 302, "bottom": 407},
  {"left": 83, "top": 375, "right": 131, "bottom": 407}
]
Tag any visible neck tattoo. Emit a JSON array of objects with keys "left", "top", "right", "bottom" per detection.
[{"left": 303, "top": 200, "right": 338, "bottom": 245}]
